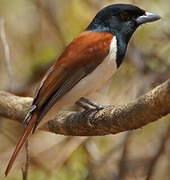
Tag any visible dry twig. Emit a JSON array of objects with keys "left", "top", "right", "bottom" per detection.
[
  {"left": 118, "top": 132, "right": 132, "bottom": 180},
  {"left": 21, "top": 140, "right": 30, "bottom": 180},
  {"left": 146, "top": 125, "right": 170, "bottom": 180},
  {"left": 0, "top": 19, "right": 13, "bottom": 90}
]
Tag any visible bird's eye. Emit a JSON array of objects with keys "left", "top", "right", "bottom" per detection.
[{"left": 120, "top": 12, "right": 131, "bottom": 21}]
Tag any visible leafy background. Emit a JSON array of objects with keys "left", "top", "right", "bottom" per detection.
[{"left": 0, "top": 0, "right": 169, "bottom": 179}]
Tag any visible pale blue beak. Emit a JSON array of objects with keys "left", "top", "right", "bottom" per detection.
[{"left": 136, "top": 12, "right": 161, "bottom": 24}]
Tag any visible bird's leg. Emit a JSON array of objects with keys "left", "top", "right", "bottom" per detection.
[
  {"left": 78, "top": 97, "right": 105, "bottom": 109},
  {"left": 78, "top": 97, "right": 112, "bottom": 109},
  {"left": 76, "top": 97, "right": 111, "bottom": 126},
  {"left": 76, "top": 99, "right": 98, "bottom": 126}
]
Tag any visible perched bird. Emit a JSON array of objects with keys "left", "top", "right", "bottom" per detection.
[{"left": 5, "top": 4, "right": 160, "bottom": 176}]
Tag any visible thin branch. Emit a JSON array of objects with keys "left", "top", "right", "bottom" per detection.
[
  {"left": 21, "top": 140, "right": 30, "bottom": 180},
  {"left": 145, "top": 125, "right": 170, "bottom": 180},
  {"left": 118, "top": 132, "right": 132, "bottom": 180},
  {"left": 0, "top": 19, "right": 13, "bottom": 90},
  {"left": 0, "top": 80, "right": 169, "bottom": 136}
]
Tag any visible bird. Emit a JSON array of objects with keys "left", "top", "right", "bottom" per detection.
[{"left": 5, "top": 4, "right": 160, "bottom": 176}]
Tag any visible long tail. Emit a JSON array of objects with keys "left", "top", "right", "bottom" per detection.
[{"left": 5, "top": 113, "right": 38, "bottom": 176}]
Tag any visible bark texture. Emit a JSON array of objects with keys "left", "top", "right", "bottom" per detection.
[{"left": 0, "top": 79, "right": 169, "bottom": 136}]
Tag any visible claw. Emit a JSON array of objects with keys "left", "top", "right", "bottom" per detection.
[{"left": 76, "top": 97, "right": 110, "bottom": 126}]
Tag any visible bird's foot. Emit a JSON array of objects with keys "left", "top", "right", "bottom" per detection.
[{"left": 76, "top": 97, "right": 111, "bottom": 126}]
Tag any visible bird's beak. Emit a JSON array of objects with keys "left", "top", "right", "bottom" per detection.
[{"left": 136, "top": 12, "right": 161, "bottom": 25}]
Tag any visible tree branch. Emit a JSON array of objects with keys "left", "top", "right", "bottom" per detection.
[
  {"left": 0, "top": 79, "right": 169, "bottom": 136},
  {"left": 0, "top": 19, "right": 14, "bottom": 90}
]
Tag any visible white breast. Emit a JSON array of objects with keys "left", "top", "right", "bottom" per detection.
[
  {"left": 40, "top": 36, "right": 118, "bottom": 126},
  {"left": 57, "top": 36, "right": 118, "bottom": 106}
]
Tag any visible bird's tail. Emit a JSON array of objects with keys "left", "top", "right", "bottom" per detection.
[{"left": 5, "top": 112, "right": 38, "bottom": 176}]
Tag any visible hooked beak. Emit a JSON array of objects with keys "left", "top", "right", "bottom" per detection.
[{"left": 136, "top": 12, "right": 161, "bottom": 25}]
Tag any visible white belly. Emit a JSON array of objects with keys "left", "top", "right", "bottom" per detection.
[
  {"left": 40, "top": 36, "right": 117, "bottom": 126},
  {"left": 56, "top": 36, "right": 117, "bottom": 107}
]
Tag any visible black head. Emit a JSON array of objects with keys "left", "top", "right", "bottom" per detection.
[
  {"left": 86, "top": 4, "right": 160, "bottom": 67},
  {"left": 86, "top": 4, "right": 160, "bottom": 43}
]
